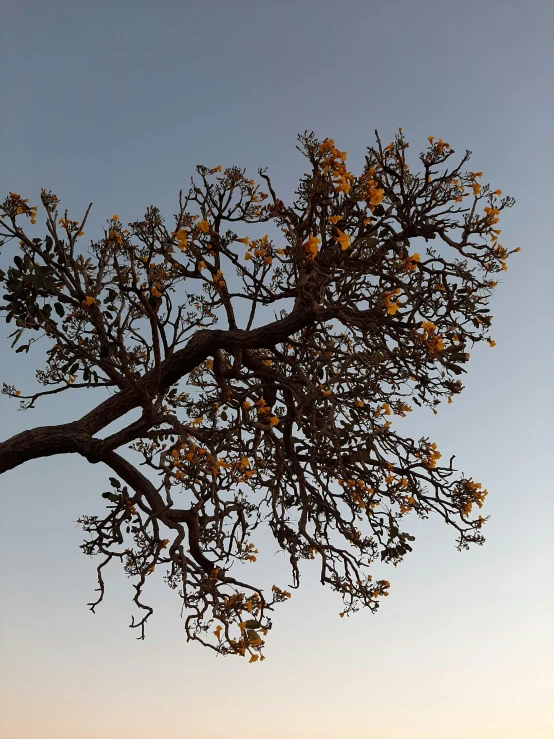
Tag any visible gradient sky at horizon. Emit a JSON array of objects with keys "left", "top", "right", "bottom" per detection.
[{"left": 1, "top": 1, "right": 553, "bottom": 738}]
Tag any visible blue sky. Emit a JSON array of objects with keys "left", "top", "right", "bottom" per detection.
[{"left": 1, "top": 1, "right": 553, "bottom": 737}]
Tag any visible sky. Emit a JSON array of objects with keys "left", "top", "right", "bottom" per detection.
[{"left": 1, "top": 1, "right": 553, "bottom": 737}]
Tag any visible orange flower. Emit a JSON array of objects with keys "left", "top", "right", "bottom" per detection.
[
  {"left": 404, "top": 252, "right": 420, "bottom": 271},
  {"left": 198, "top": 220, "right": 210, "bottom": 233},
  {"left": 334, "top": 176, "right": 351, "bottom": 194},
  {"left": 383, "top": 289, "right": 401, "bottom": 315},
  {"left": 367, "top": 187, "right": 384, "bottom": 207},
  {"left": 303, "top": 235, "right": 320, "bottom": 261},
  {"left": 335, "top": 229, "right": 350, "bottom": 251}
]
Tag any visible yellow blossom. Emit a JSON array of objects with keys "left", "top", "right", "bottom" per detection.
[
  {"left": 198, "top": 220, "right": 210, "bottom": 232},
  {"left": 404, "top": 252, "right": 420, "bottom": 271},
  {"left": 367, "top": 187, "right": 384, "bottom": 207},
  {"left": 303, "top": 234, "right": 320, "bottom": 261},
  {"left": 382, "top": 289, "right": 401, "bottom": 315},
  {"left": 335, "top": 228, "right": 351, "bottom": 251}
]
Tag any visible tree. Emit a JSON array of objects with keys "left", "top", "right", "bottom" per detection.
[{"left": 0, "top": 130, "right": 515, "bottom": 662}]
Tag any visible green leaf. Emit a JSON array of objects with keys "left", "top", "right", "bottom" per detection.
[
  {"left": 361, "top": 237, "right": 379, "bottom": 248},
  {"left": 10, "top": 327, "right": 24, "bottom": 345},
  {"left": 243, "top": 619, "right": 262, "bottom": 629},
  {"left": 109, "top": 477, "right": 121, "bottom": 489},
  {"left": 444, "top": 363, "right": 466, "bottom": 375}
]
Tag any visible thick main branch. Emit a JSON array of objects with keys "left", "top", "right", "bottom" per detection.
[{"left": 0, "top": 303, "right": 318, "bottom": 474}]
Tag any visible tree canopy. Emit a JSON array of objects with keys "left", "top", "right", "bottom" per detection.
[{"left": 0, "top": 130, "right": 515, "bottom": 662}]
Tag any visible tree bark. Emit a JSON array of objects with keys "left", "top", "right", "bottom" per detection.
[{"left": 0, "top": 304, "right": 318, "bottom": 475}]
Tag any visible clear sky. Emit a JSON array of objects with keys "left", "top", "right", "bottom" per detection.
[{"left": 1, "top": 1, "right": 553, "bottom": 738}]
